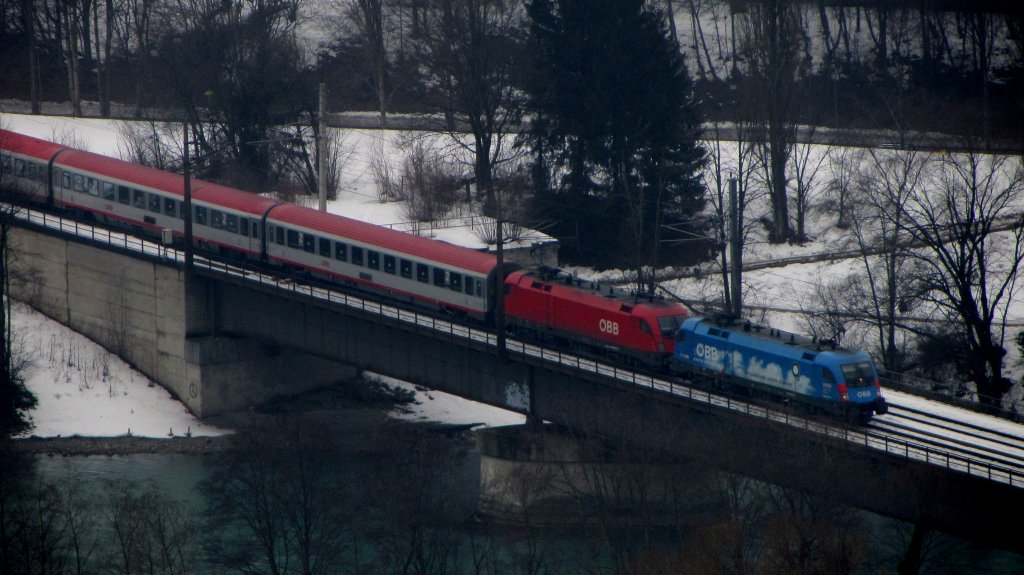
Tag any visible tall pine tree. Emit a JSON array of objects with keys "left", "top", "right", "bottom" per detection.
[{"left": 525, "top": 0, "right": 706, "bottom": 285}]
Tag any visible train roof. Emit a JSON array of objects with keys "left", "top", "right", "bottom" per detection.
[
  {"left": 54, "top": 148, "right": 278, "bottom": 215},
  {"left": 268, "top": 203, "right": 499, "bottom": 275},
  {"left": 506, "top": 269, "right": 689, "bottom": 316},
  {"left": 0, "top": 129, "right": 68, "bottom": 160},
  {"left": 682, "top": 316, "right": 867, "bottom": 360}
]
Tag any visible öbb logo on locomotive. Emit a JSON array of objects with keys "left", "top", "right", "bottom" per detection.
[{"left": 598, "top": 318, "right": 620, "bottom": 336}]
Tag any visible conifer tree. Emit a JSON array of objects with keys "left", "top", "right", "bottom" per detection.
[{"left": 525, "top": 0, "right": 705, "bottom": 281}]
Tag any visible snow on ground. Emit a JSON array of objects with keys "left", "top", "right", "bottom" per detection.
[{"left": 11, "top": 300, "right": 228, "bottom": 438}]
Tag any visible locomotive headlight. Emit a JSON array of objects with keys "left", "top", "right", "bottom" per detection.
[{"left": 838, "top": 383, "right": 850, "bottom": 402}]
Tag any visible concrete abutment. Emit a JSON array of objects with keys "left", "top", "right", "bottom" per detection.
[{"left": 9, "top": 226, "right": 355, "bottom": 417}]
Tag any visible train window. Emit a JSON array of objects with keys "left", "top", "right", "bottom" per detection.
[
  {"left": 14, "top": 159, "right": 25, "bottom": 176},
  {"left": 352, "top": 246, "right": 364, "bottom": 266},
  {"left": 224, "top": 214, "right": 238, "bottom": 233},
  {"left": 275, "top": 226, "right": 284, "bottom": 245},
  {"left": 400, "top": 259, "right": 412, "bottom": 279},
  {"left": 367, "top": 251, "right": 380, "bottom": 270},
  {"left": 87, "top": 178, "right": 99, "bottom": 197},
  {"left": 657, "top": 314, "right": 686, "bottom": 338},
  {"left": 449, "top": 272, "right": 462, "bottom": 292},
  {"left": 102, "top": 182, "right": 115, "bottom": 201},
  {"left": 476, "top": 280, "right": 483, "bottom": 297},
  {"left": 73, "top": 174, "right": 85, "bottom": 193},
  {"left": 433, "top": 268, "right": 446, "bottom": 287},
  {"left": 194, "top": 205, "right": 206, "bottom": 225},
  {"left": 318, "top": 238, "right": 330, "bottom": 257},
  {"left": 840, "top": 363, "right": 874, "bottom": 387},
  {"left": 464, "top": 277, "right": 474, "bottom": 295},
  {"left": 163, "top": 197, "right": 176, "bottom": 217},
  {"left": 149, "top": 193, "right": 161, "bottom": 212},
  {"left": 210, "top": 209, "right": 224, "bottom": 228},
  {"left": 384, "top": 255, "right": 396, "bottom": 274},
  {"left": 251, "top": 221, "right": 259, "bottom": 238},
  {"left": 62, "top": 172, "right": 71, "bottom": 190},
  {"left": 240, "top": 217, "right": 249, "bottom": 237},
  {"left": 334, "top": 242, "right": 347, "bottom": 261},
  {"left": 178, "top": 201, "right": 185, "bottom": 220},
  {"left": 286, "top": 229, "right": 300, "bottom": 248},
  {"left": 302, "top": 233, "right": 315, "bottom": 253},
  {"left": 823, "top": 368, "right": 836, "bottom": 384},
  {"left": 118, "top": 186, "right": 130, "bottom": 204},
  {"left": 133, "top": 189, "right": 146, "bottom": 208},
  {"left": 416, "top": 263, "right": 429, "bottom": 283},
  {"left": 36, "top": 163, "right": 46, "bottom": 182},
  {"left": 26, "top": 164, "right": 35, "bottom": 180},
  {"left": 0, "top": 154, "right": 10, "bottom": 172}
]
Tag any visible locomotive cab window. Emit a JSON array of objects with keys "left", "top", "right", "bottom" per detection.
[
  {"left": 840, "top": 362, "right": 874, "bottom": 387},
  {"left": 640, "top": 320, "right": 652, "bottom": 334},
  {"left": 658, "top": 314, "right": 687, "bottom": 338},
  {"left": 823, "top": 368, "right": 837, "bottom": 384}
]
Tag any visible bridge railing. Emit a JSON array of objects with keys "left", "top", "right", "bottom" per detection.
[{"left": 13, "top": 205, "right": 1021, "bottom": 489}]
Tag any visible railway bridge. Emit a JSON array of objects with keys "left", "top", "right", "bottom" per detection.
[{"left": 9, "top": 209, "right": 1024, "bottom": 557}]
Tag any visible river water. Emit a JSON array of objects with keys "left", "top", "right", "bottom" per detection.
[{"left": 18, "top": 437, "right": 1024, "bottom": 575}]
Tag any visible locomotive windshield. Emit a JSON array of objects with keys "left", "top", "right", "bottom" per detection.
[
  {"left": 840, "top": 362, "right": 875, "bottom": 388},
  {"left": 657, "top": 314, "right": 688, "bottom": 338}
]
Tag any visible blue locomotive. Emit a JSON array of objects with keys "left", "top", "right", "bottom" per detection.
[{"left": 671, "top": 316, "right": 888, "bottom": 420}]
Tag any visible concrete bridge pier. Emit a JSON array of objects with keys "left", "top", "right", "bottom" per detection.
[
  {"left": 10, "top": 227, "right": 356, "bottom": 418},
  {"left": 476, "top": 423, "right": 714, "bottom": 526}
]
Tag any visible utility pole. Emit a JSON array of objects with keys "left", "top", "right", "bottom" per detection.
[
  {"left": 183, "top": 123, "right": 193, "bottom": 273},
  {"left": 729, "top": 177, "right": 742, "bottom": 317},
  {"left": 318, "top": 81, "right": 327, "bottom": 212},
  {"left": 495, "top": 216, "right": 506, "bottom": 360}
]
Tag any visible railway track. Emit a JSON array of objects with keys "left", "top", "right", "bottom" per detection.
[{"left": 867, "top": 390, "right": 1024, "bottom": 480}]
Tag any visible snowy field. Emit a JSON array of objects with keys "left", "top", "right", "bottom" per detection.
[{"left": 3, "top": 111, "right": 1023, "bottom": 437}]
